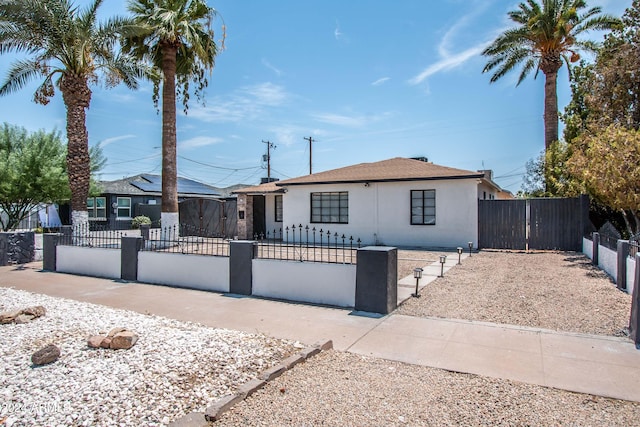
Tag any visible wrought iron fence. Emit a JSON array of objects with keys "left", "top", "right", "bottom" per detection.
[
  {"left": 630, "top": 236, "right": 639, "bottom": 259},
  {"left": 598, "top": 233, "right": 620, "bottom": 251},
  {"left": 58, "top": 223, "right": 124, "bottom": 249},
  {"left": 255, "top": 224, "right": 361, "bottom": 264},
  {"left": 142, "top": 224, "right": 230, "bottom": 257}
]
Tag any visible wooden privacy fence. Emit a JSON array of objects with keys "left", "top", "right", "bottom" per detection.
[{"left": 478, "top": 195, "right": 590, "bottom": 251}]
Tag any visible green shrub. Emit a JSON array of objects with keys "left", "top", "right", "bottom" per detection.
[{"left": 131, "top": 215, "right": 152, "bottom": 229}]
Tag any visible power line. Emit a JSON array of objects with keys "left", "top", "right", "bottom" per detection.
[{"left": 178, "top": 155, "right": 260, "bottom": 171}]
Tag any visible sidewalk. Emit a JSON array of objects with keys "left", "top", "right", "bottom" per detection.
[{"left": 1, "top": 262, "right": 639, "bottom": 403}]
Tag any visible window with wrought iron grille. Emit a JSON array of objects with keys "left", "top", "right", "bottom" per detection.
[
  {"left": 116, "top": 197, "right": 131, "bottom": 219},
  {"left": 311, "top": 192, "right": 348, "bottom": 224},
  {"left": 275, "top": 195, "right": 283, "bottom": 222},
  {"left": 411, "top": 190, "right": 436, "bottom": 225},
  {"left": 87, "top": 197, "right": 106, "bottom": 220}
]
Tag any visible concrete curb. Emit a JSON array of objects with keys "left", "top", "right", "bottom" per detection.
[{"left": 169, "top": 339, "right": 333, "bottom": 426}]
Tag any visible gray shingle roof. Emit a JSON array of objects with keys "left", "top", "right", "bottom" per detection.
[{"left": 276, "top": 157, "right": 483, "bottom": 186}]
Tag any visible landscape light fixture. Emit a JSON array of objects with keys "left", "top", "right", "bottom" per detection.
[
  {"left": 456, "top": 247, "right": 463, "bottom": 265},
  {"left": 439, "top": 255, "right": 447, "bottom": 277},
  {"left": 468, "top": 241, "right": 473, "bottom": 256},
  {"left": 412, "top": 268, "right": 423, "bottom": 298}
]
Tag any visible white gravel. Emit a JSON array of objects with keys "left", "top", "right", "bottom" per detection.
[{"left": 0, "top": 288, "right": 296, "bottom": 427}]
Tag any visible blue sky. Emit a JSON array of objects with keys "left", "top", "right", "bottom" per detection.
[{"left": 0, "top": 0, "right": 631, "bottom": 191}]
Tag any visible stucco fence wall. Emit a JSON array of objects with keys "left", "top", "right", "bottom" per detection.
[
  {"left": 47, "top": 237, "right": 395, "bottom": 312},
  {"left": 56, "top": 246, "right": 121, "bottom": 279},
  {"left": 597, "top": 245, "right": 617, "bottom": 281},
  {"left": 582, "top": 235, "right": 636, "bottom": 294},
  {"left": 137, "top": 252, "right": 230, "bottom": 293},
  {"left": 252, "top": 259, "right": 356, "bottom": 307},
  {"left": 628, "top": 255, "right": 636, "bottom": 296}
]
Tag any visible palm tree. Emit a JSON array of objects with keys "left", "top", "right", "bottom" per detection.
[
  {"left": 0, "top": 0, "right": 142, "bottom": 230},
  {"left": 482, "top": 0, "right": 619, "bottom": 151},
  {"left": 124, "top": 0, "right": 221, "bottom": 235}
]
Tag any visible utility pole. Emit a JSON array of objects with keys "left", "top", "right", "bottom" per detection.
[
  {"left": 262, "top": 140, "right": 276, "bottom": 180},
  {"left": 303, "top": 136, "right": 314, "bottom": 174}
]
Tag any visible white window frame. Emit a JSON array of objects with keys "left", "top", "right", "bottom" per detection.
[
  {"left": 87, "top": 197, "right": 107, "bottom": 220},
  {"left": 116, "top": 197, "right": 132, "bottom": 220}
]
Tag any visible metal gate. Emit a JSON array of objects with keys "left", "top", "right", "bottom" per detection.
[
  {"left": 478, "top": 195, "right": 590, "bottom": 251},
  {"left": 179, "top": 198, "right": 237, "bottom": 238}
]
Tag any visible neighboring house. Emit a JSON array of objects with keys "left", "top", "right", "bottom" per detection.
[
  {"left": 91, "top": 174, "right": 223, "bottom": 229},
  {"left": 235, "top": 157, "right": 509, "bottom": 248}
]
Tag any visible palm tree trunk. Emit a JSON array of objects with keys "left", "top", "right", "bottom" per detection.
[
  {"left": 543, "top": 69, "right": 559, "bottom": 151},
  {"left": 161, "top": 43, "right": 179, "bottom": 238},
  {"left": 60, "top": 73, "right": 91, "bottom": 234}
]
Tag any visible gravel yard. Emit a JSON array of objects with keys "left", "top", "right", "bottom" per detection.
[
  {"left": 397, "top": 250, "right": 632, "bottom": 336},
  {"left": 0, "top": 288, "right": 296, "bottom": 427},
  {"left": 217, "top": 350, "right": 640, "bottom": 426}
]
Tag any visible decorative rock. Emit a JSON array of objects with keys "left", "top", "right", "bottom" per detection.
[
  {"left": 100, "top": 337, "right": 112, "bottom": 349},
  {"left": 110, "top": 331, "right": 138, "bottom": 350},
  {"left": 13, "top": 314, "right": 35, "bottom": 324},
  {"left": 31, "top": 344, "right": 60, "bottom": 366},
  {"left": 107, "top": 327, "right": 127, "bottom": 337},
  {"left": 22, "top": 306, "right": 46, "bottom": 318},
  {"left": 0, "top": 306, "right": 46, "bottom": 324},
  {"left": 87, "top": 335, "right": 104, "bottom": 349},
  {"left": 0, "top": 310, "right": 22, "bottom": 324}
]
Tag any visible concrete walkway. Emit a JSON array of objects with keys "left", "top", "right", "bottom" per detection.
[{"left": 1, "top": 262, "right": 639, "bottom": 403}]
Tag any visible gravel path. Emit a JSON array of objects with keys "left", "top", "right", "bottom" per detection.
[
  {"left": 397, "top": 250, "right": 631, "bottom": 336},
  {"left": 217, "top": 350, "right": 640, "bottom": 426},
  {"left": 0, "top": 288, "right": 296, "bottom": 427}
]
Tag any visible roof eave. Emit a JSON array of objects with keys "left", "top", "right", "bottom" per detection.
[{"left": 276, "top": 174, "right": 484, "bottom": 186}]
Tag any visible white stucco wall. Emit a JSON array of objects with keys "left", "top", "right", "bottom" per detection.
[
  {"left": 56, "top": 246, "right": 121, "bottom": 279},
  {"left": 583, "top": 237, "right": 593, "bottom": 259},
  {"left": 628, "top": 255, "right": 636, "bottom": 296},
  {"left": 597, "top": 244, "right": 617, "bottom": 282},
  {"left": 281, "top": 179, "right": 479, "bottom": 248},
  {"left": 138, "top": 252, "right": 229, "bottom": 292},
  {"left": 252, "top": 259, "right": 356, "bottom": 307}
]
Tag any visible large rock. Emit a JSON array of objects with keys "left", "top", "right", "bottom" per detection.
[
  {"left": 110, "top": 331, "right": 138, "bottom": 350},
  {"left": 0, "top": 306, "right": 46, "bottom": 324},
  {"left": 31, "top": 344, "right": 60, "bottom": 366},
  {"left": 87, "top": 335, "right": 104, "bottom": 349}
]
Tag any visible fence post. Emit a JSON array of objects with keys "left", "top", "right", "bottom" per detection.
[
  {"left": 630, "top": 253, "right": 640, "bottom": 347},
  {"left": 42, "top": 233, "right": 61, "bottom": 271},
  {"left": 121, "top": 236, "right": 144, "bottom": 281},
  {"left": 229, "top": 240, "right": 257, "bottom": 295},
  {"left": 592, "top": 232, "right": 600, "bottom": 266},
  {"left": 0, "top": 233, "right": 8, "bottom": 266},
  {"left": 355, "top": 246, "right": 398, "bottom": 314},
  {"left": 617, "top": 240, "right": 630, "bottom": 291}
]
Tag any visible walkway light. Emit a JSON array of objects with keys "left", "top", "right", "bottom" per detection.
[
  {"left": 412, "top": 268, "right": 423, "bottom": 298},
  {"left": 439, "top": 255, "right": 447, "bottom": 277},
  {"left": 468, "top": 241, "right": 473, "bottom": 256},
  {"left": 456, "top": 247, "right": 463, "bottom": 265}
]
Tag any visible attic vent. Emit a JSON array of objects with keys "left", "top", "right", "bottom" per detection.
[{"left": 411, "top": 156, "right": 429, "bottom": 162}]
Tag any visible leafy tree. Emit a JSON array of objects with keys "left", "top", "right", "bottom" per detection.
[
  {"left": 124, "top": 0, "right": 223, "bottom": 234},
  {"left": 0, "top": 0, "right": 143, "bottom": 229},
  {"left": 567, "top": 125, "right": 640, "bottom": 235},
  {"left": 0, "top": 123, "right": 69, "bottom": 231},
  {"left": 483, "top": 0, "right": 619, "bottom": 152},
  {"left": 520, "top": 141, "right": 584, "bottom": 197}
]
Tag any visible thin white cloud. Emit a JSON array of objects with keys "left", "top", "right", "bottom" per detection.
[
  {"left": 262, "top": 59, "right": 282, "bottom": 76},
  {"left": 188, "top": 83, "right": 289, "bottom": 123},
  {"left": 334, "top": 20, "right": 343, "bottom": 40},
  {"left": 313, "top": 113, "right": 366, "bottom": 127},
  {"left": 371, "top": 77, "right": 391, "bottom": 86},
  {"left": 409, "top": 2, "right": 492, "bottom": 85},
  {"left": 409, "top": 43, "right": 488, "bottom": 85},
  {"left": 312, "top": 111, "right": 393, "bottom": 128},
  {"left": 99, "top": 134, "right": 136, "bottom": 147},
  {"left": 179, "top": 136, "right": 223, "bottom": 150}
]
